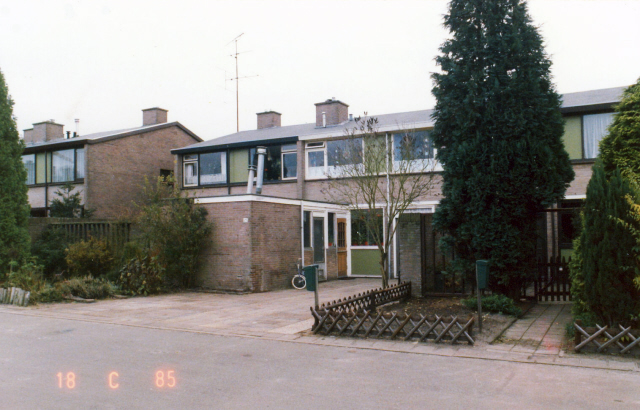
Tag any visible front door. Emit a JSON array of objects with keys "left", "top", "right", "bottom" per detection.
[
  {"left": 337, "top": 218, "right": 348, "bottom": 277},
  {"left": 313, "top": 217, "right": 326, "bottom": 280}
]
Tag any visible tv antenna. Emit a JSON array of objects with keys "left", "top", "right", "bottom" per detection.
[{"left": 227, "top": 33, "right": 259, "bottom": 132}]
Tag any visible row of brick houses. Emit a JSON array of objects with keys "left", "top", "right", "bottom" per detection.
[{"left": 22, "top": 86, "right": 625, "bottom": 295}]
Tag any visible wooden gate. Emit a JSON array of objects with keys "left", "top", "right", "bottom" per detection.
[{"left": 535, "top": 256, "right": 571, "bottom": 302}]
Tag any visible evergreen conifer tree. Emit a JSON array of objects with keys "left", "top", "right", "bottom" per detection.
[
  {"left": 574, "top": 162, "right": 639, "bottom": 325},
  {"left": 600, "top": 79, "right": 640, "bottom": 178},
  {"left": 431, "top": 0, "right": 574, "bottom": 295},
  {"left": 0, "top": 69, "right": 30, "bottom": 270}
]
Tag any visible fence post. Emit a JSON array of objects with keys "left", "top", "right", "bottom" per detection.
[{"left": 574, "top": 319, "right": 582, "bottom": 347}]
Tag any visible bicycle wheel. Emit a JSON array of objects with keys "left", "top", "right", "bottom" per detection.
[{"left": 292, "top": 274, "right": 306, "bottom": 289}]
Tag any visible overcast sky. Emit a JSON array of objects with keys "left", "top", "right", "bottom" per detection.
[{"left": 1, "top": 0, "right": 639, "bottom": 142}]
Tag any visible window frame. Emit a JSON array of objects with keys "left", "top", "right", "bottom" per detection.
[
  {"left": 22, "top": 147, "right": 85, "bottom": 187},
  {"left": 281, "top": 144, "right": 298, "bottom": 180},
  {"left": 183, "top": 154, "right": 199, "bottom": 187},
  {"left": 199, "top": 151, "right": 228, "bottom": 186}
]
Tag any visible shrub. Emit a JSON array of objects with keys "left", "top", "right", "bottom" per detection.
[
  {"left": 462, "top": 294, "right": 522, "bottom": 317},
  {"left": 117, "top": 254, "right": 165, "bottom": 296},
  {"left": 32, "top": 284, "right": 65, "bottom": 303},
  {"left": 3, "top": 259, "right": 45, "bottom": 292},
  {"left": 49, "top": 182, "right": 95, "bottom": 218},
  {"left": 31, "top": 227, "right": 69, "bottom": 279},
  {"left": 57, "top": 276, "right": 116, "bottom": 300},
  {"left": 65, "top": 237, "right": 113, "bottom": 277},
  {"left": 136, "top": 176, "right": 211, "bottom": 289}
]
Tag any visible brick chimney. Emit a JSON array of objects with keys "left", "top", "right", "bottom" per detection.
[
  {"left": 142, "top": 108, "right": 168, "bottom": 126},
  {"left": 26, "top": 120, "right": 64, "bottom": 144},
  {"left": 315, "top": 98, "right": 349, "bottom": 127},
  {"left": 257, "top": 111, "right": 281, "bottom": 129}
]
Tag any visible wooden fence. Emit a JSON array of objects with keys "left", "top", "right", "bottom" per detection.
[
  {"left": 48, "top": 220, "right": 132, "bottom": 252},
  {"left": 535, "top": 256, "right": 571, "bottom": 302},
  {"left": 311, "top": 309, "right": 475, "bottom": 345},
  {"left": 310, "top": 281, "right": 474, "bottom": 345},
  {"left": 313, "top": 281, "right": 412, "bottom": 318},
  {"left": 574, "top": 320, "right": 640, "bottom": 354}
]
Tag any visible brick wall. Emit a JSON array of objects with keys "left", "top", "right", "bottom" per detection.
[
  {"left": 86, "top": 126, "right": 198, "bottom": 218},
  {"left": 566, "top": 162, "right": 594, "bottom": 197},
  {"left": 197, "top": 202, "right": 252, "bottom": 291},
  {"left": 249, "top": 201, "right": 301, "bottom": 291},
  {"left": 196, "top": 200, "right": 301, "bottom": 292}
]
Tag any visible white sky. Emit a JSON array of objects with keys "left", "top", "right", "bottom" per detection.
[{"left": 1, "top": 0, "right": 639, "bottom": 142}]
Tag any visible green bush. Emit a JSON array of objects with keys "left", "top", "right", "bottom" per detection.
[
  {"left": 32, "top": 284, "right": 65, "bottom": 303},
  {"left": 117, "top": 254, "right": 165, "bottom": 296},
  {"left": 31, "top": 228, "right": 69, "bottom": 279},
  {"left": 4, "top": 259, "right": 45, "bottom": 292},
  {"left": 65, "top": 237, "right": 113, "bottom": 277},
  {"left": 462, "top": 294, "right": 523, "bottom": 317},
  {"left": 57, "top": 276, "right": 117, "bottom": 300},
  {"left": 136, "top": 176, "right": 211, "bottom": 289}
]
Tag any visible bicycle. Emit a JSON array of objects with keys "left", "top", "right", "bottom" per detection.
[{"left": 292, "top": 259, "right": 306, "bottom": 289}]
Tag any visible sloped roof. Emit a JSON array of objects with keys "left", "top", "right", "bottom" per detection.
[
  {"left": 172, "top": 86, "right": 628, "bottom": 154},
  {"left": 23, "top": 122, "right": 202, "bottom": 152}
]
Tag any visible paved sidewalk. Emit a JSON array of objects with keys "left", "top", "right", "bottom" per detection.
[
  {"left": 496, "top": 303, "right": 573, "bottom": 356},
  {"left": 1, "top": 284, "right": 637, "bottom": 374},
  {"left": 0, "top": 278, "right": 388, "bottom": 338}
]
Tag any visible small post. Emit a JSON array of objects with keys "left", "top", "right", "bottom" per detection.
[
  {"left": 476, "top": 265, "right": 482, "bottom": 334},
  {"left": 574, "top": 319, "right": 582, "bottom": 347},
  {"left": 314, "top": 266, "right": 319, "bottom": 309}
]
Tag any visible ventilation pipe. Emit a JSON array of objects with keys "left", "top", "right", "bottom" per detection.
[
  {"left": 246, "top": 164, "right": 256, "bottom": 194},
  {"left": 255, "top": 146, "right": 267, "bottom": 194},
  {"left": 75, "top": 119, "right": 80, "bottom": 137}
]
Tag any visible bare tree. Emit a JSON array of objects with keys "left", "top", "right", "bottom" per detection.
[{"left": 322, "top": 115, "right": 438, "bottom": 288}]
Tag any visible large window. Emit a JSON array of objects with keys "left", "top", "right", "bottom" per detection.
[
  {"left": 350, "top": 210, "right": 383, "bottom": 247},
  {"left": 200, "top": 152, "right": 227, "bottom": 185},
  {"left": 51, "top": 149, "right": 75, "bottom": 182},
  {"left": 306, "top": 139, "right": 364, "bottom": 179},
  {"left": 281, "top": 144, "right": 297, "bottom": 179},
  {"left": 583, "top": 113, "right": 614, "bottom": 159},
  {"left": 393, "top": 131, "right": 434, "bottom": 161},
  {"left": 22, "top": 147, "right": 84, "bottom": 186},
  {"left": 22, "top": 154, "right": 35, "bottom": 185}
]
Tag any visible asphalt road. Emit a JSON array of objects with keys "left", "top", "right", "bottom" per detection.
[{"left": 1, "top": 311, "right": 639, "bottom": 410}]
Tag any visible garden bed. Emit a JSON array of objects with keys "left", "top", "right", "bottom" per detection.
[{"left": 377, "top": 296, "right": 532, "bottom": 345}]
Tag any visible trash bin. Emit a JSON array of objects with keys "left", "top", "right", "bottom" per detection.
[
  {"left": 476, "top": 260, "right": 489, "bottom": 290},
  {"left": 303, "top": 265, "right": 318, "bottom": 292}
]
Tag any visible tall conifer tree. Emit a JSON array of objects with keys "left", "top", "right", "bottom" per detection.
[
  {"left": 0, "top": 69, "right": 30, "bottom": 269},
  {"left": 574, "top": 162, "right": 639, "bottom": 324},
  {"left": 599, "top": 79, "right": 640, "bottom": 178},
  {"left": 431, "top": 0, "right": 574, "bottom": 295}
]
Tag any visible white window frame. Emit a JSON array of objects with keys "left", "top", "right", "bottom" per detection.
[
  {"left": 183, "top": 154, "right": 198, "bottom": 187},
  {"left": 199, "top": 151, "right": 227, "bottom": 185},
  {"left": 305, "top": 142, "right": 326, "bottom": 180},
  {"left": 281, "top": 144, "right": 297, "bottom": 180},
  {"left": 391, "top": 130, "right": 442, "bottom": 173}
]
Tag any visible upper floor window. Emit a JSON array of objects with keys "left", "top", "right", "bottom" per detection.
[
  {"left": 306, "top": 138, "right": 364, "bottom": 179},
  {"left": 281, "top": 144, "right": 297, "bottom": 179},
  {"left": 563, "top": 112, "right": 615, "bottom": 160},
  {"left": 183, "top": 154, "right": 198, "bottom": 186},
  {"left": 21, "top": 147, "right": 84, "bottom": 186},
  {"left": 200, "top": 152, "right": 227, "bottom": 185},
  {"left": 392, "top": 130, "right": 440, "bottom": 172},
  {"left": 583, "top": 113, "right": 614, "bottom": 159}
]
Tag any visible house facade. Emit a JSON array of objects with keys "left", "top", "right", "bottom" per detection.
[
  {"left": 172, "top": 87, "right": 625, "bottom": 295},
  {"left": 21, "top": 108, "right": 202, "bottom": 219}
]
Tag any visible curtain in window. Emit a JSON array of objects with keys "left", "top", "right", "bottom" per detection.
[
  {"left": 184, "top": 162, "right": 198, "bottom": 186},
  {"left": 75, "top": 148, "right": 85, "bottom": 179},
  {"left": 22, "top": 154, "right": 35, "bottom": 185},
  {"left": 200, "top": 152, "right": 227, "bottom": 184},
  {"left": 52, "top": 149, "right": 75, "bottom": 182},
  {"left": 307, "top": 151, "right": 325, "bottom": 178},
  {"left": 583, "top": 113, "right": 614, "bottom": 159}
]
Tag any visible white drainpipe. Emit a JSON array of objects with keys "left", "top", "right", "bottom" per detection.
[
  {"left": 255, "top": 147, "right": 267, "bottom": 194},
  {"left": 246, "top": 164, "right": 256, "bottom": 194}
]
